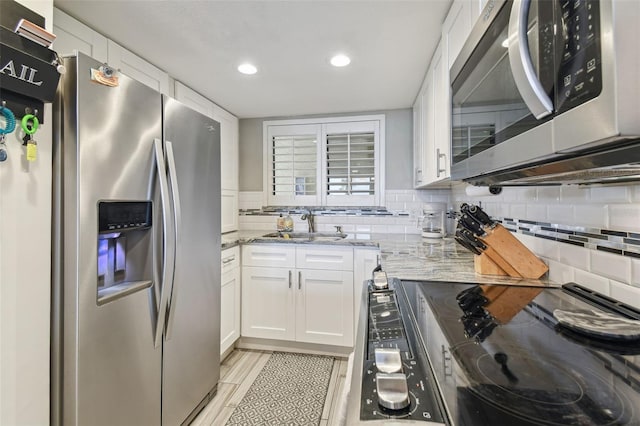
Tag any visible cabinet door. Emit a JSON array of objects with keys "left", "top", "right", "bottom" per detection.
[
  {"left": 413, "top": 95, "right": 424, "bottom": 188},
  {"left": 107, "top": 40, "right": 171, "bottom": 95},
  {"left": 53, "top": 8, "right": 108, "bottom": 62},
  {"left": 241, "top": 266, "right": 295, "bottom": 341},
  {"left": 221, "top": 189, "right": 239, "bottom": 233},
  {"left": 432, "top": 45, "right": 451, "bottom": 182},
  {"left": 421, "top": 43, "right": 452, "bottom": 187},
  {"left": 220, "top": 265, "right": 240, "bottom": 354},
  {"left": 296, "top": 269, "right": 354, "bottom": 347},
  {"left": 443, "top": 0, "right": 474, "bottom": 70},
  {"left": 213, "top": 105, "right": 239, "bottom": 191},
  {"left": 422, "top": 68, "right": 436, "bottom": 183}
]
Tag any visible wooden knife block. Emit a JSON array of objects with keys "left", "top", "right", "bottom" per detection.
[
  {"left": 474, "top": 224, "right": 549, "bottom": 279},
  {"left": 474, "top": 253, "right": 508, "bottom": 276}
]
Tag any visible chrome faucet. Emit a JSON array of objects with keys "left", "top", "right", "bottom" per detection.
[{"left": 300, "top": 209, "right": 315, "bottom": 233}]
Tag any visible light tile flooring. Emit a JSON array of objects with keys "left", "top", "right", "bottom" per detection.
[{"left": 191, "top": 349, "right": 349, "bottom": 426}]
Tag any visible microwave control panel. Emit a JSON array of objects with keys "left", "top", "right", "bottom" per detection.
[{"left": 556, "top": 0, "right": 602, "bottom": 113}]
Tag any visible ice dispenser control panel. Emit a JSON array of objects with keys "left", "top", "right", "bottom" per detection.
[{"left": 98, "top": 201, "right": 152, "bottom": 233}]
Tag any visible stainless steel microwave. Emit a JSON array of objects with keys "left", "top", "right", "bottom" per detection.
[{"left": 450, "top": 0, "right": 640, "bottom": 186}]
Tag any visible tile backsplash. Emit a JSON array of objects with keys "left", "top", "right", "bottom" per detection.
[
  {"left": 239, "top": 182, "right": 640, "bottom": 306},
  {"left": 450, "top": 182, "right": 640, "bottom": 305},
  {"left": 238, "top": 189, "right": 451, "bottom": 235}
]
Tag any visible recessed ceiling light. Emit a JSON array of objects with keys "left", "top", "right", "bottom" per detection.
[
  {"left": 330, "top": 54, "right": 351, "bottom": 67},
  {"left": 238, "top": 63, "right": 257, "bottom": 75}
]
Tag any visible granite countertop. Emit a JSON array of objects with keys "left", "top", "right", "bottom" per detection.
[{"left": 222, "top": 230, "right": 557, "bottom": 287}]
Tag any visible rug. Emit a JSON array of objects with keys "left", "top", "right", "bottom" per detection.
[{"left": 226, "top": 351, "right": 334, "bottom": 426}]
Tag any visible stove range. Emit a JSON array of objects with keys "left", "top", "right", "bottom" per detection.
[{"left": 399, "top": 280, "right": 640, "bottom": 425}]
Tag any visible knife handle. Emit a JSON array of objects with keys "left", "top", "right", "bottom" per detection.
[
  {"left": 459, "top": 214, "right": 486, "bottom": 237},
  {"left": 468, "top": 204, "right": 495, "bottom": 227}
]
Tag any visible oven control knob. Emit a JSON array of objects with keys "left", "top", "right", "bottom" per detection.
[
  {"left": 374, "top": 348, "right": 403, "bottom": 373},
  {"left": 376, "top": 372, "right": 410, "bottom": 410}
]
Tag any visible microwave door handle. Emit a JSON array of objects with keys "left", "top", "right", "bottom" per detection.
[
  {"left": 508, "top": 0, "right": 553, "bottom": 119},
  {"left": 163, "top": 141, "right": 181, "bottom": 341},
  {"left": 153, "top": 138, "right": 175, "bottom": 348}
]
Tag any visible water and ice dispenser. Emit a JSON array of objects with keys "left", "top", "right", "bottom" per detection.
[{"left": 97, "top": 201, "right": 153, "bottom": 304}]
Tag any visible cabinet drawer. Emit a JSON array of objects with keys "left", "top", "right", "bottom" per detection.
[
  {"left": 242, "top": 245, "right": 296, "bottom": 268},
  {"left": 221, "top": 246, "right": 240, "bottom": 274},
  {"left": 296, "top": 247, "right": 353, "bottom": 271}
]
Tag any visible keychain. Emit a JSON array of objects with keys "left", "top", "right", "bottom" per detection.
[
  {"left": 0, "top": 104, "right": 16, "bottom": 162},
  {"left": 21, "top": 114, "right": 39, "bottom": 162}
]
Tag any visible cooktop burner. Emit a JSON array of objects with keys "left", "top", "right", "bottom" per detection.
[{"left": 454, "top": 342, "right": 629, "bottom": 425}]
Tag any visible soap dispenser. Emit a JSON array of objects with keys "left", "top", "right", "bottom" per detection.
[
  {"left": 277, "top": 213, "right": 284, "bottom": 231},
  {"left": 284, "top": 212, "right": 294, "bottom": 232}
]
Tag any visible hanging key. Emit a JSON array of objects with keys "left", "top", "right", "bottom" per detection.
[
  {"left": 26, "top": 135, "right": 37, "bottom": 162},
  {"left": 21, "top": 114, "right": 39, "bottom": 162}
]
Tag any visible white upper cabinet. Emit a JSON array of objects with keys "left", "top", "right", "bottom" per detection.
[
  {"left": 416, "top": 43, "right": 450, "bottom": 187},
  {"left": 443, "top": 0, "right": 474, "bottom": 70},
  {"left": 413, "top": 0, "right": 484, "bottom": 187},
  {"left": 52, "top": 8, "right": 171, "bottom": 95},
  {"left": 107, "top": 40, "right": 171, "bottom": 95},
  {"left": 174, "top": 82, "right": 239, "bottom": 232},
  {"left": 53, "top": 8, "right": 108, "bottom": 62},
  {"left": 174, "top": 82, "right": 217, "bottom": 118},
  {"left": 413, "top": 94, "right": 424, "bottom": 188},
  {"left": 432, "top": 44, "right": 450, "bottom": 183},
  {"left": 213, "top": 105, "right": 239, "bottom": 192},
  {"left": 443, "top": 0, "right": 486, "bottom": 69}
]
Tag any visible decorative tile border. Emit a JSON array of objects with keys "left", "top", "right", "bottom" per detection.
[
  {"left": 239, "top": 206, "right": 410, "bottom": 217},
  {"left": 498, "top": 218, "right": 640, "bottom": 259}
]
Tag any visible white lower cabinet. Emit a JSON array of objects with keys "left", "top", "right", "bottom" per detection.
[
  {"left": 242, "top": 266, "right": 295, "bottom": 341},
  {"left": 296, "top": 269, "right": 353, "bottom": 346},
  {"left": 220, "top": 247, "right": 241, "bottom": 355},
  {"left": 241, "top": 245, "right": 354, "bottom": 347}
]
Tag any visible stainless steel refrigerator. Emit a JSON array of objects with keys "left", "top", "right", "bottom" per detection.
[{"left": 52, "top": 52, "right": 221, "bottom": 426}]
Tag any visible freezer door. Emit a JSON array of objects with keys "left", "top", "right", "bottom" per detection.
[
  {"left": 161, "top": 97, "right": 221, "bottom": 426},
  {"left": 55, "top": 53, "right": 164, "bottom": 426}
]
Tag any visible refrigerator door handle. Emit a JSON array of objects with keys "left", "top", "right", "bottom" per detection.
[
  {"left": 163, "top": 140, "right": 182, "bottom": 340},
  {"left": 153, "top": 138, "right": 175, "bottom": 348}
]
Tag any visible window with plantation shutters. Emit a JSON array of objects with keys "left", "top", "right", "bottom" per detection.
[
  {"left": 264, "top": 116, "right": 384, "bottom": 206},
  {"left": 266, "top": 124, "right": 321, "bottom": 206},
  {"left": 271, "top": 135, "right": 317, "bottom": 196}
]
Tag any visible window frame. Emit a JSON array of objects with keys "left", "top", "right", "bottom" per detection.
[{"left": 263, "top": 115, "right": 385, "bottom": 207}]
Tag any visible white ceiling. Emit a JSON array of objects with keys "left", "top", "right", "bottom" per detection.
[{"left": 54, "top": 0, "right": 453, "bottom": 119}]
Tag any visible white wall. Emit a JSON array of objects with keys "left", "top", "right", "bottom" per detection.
[{"left": 0, "top": 1, "right": 53, "bottom": 425}]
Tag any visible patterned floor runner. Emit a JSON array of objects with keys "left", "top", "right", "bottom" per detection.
[{"left": 226, "top": 351, "right": 335, "bottom": 426}]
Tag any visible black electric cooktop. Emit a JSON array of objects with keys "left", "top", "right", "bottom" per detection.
[{"left": 399, "top": 280, "right": 640, "bottom": 426}]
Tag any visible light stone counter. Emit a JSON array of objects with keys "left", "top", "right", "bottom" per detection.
[{"left": 224, "top": 230, "right": 557, "bottom": 287}]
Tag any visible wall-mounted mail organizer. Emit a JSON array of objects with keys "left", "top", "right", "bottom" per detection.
[{"left": 0, "top": 0, "right": 62, "bottom": 125}]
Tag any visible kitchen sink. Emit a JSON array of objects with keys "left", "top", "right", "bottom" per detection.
[{"left": 261, "top": 232, "right": 348, "bottom": 242}]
